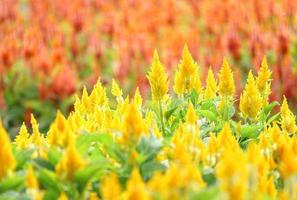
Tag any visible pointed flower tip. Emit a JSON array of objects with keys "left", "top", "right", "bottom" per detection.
[{"left": 153, "top": 49, "right": 159, "bottom": 60}]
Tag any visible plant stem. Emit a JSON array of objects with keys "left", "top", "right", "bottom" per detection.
[{"left": 159, "top": 100, "right": 166, "bottom": 136}]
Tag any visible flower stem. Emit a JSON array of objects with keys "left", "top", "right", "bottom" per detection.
[{"left": 159, "top": 100, "right": 166, "bottom": 136}]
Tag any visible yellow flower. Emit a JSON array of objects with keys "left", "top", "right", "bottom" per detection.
[
  {"left": 90, "top": 78, "right": 108, "bottom": 107},
  {"left": 218, "top": 123, "right": 238, "bottom": 151},
  {"left": 111, "top": 79, "right": 122, "bottom": 97},
  {"left": 189, "top": 69, "right": 202, "bottom": 94},
  {"left": 279, "top": 144, "right": 297, "bottom": 178},
  {"left": 147, "top": 50, "right": 168, "bottom": 101},
  {"left": 186, "top": 103, "right": 197, "bottom": 125},
  {"left": 133, "top": 87, "right": 142, "bottom": 109},
  {"left": 47, "top": 111, "right": 75, "bottom": 147},
  {"left": 216, "top": 148, "right": 248, "bottom": 200},
  {"left": 218, "top": 58, "right": 235, "bottom": 97},
  {"left": 239, "top": 71, "right": 262, "bottom": 119},
  {"left": 26, "top": 165, "right": 39, "bottom": 189},
  {"left": 173, "top": 70, "right": 185, "bottom": 96},
  {"left": 256, "top": 57, "right": 271, "bottom": 94},
  {"left": 0, "top": 121, "right": 16, "bottom": 180},
  {"left": 14, "top": 122, "right": 31, "bottom": 149},
  {"left": 173, "top": 44, "right": 202, "bottom": 96},
  {"left": 123, "top": 168, "right": 151, "bottom": 200},
  {"left": 179, "top": 44, "right": 197, "bottom": 77},
  {"left": 58, "top": 193, "right": 68, "bottom": 200},
  {"left": 56, "top": 139, "right": 85, "bottom": 180},
  {"left": 121, "top": 102, "right": 145, "bottom": 143},
  {"left": 100, "top": 173, "right": 121, "bottom": 200},
  {"left": 281, "top": 96, "right": 297, "bottom": 134},
  {"left": 204, "top": 67, "right": 217, "bottom": 99},
  {"left": 30, "top": 114, "right": 44, "bottom": 148},
  {"left": 88, "top": 192, "right": 100, "bottom": 200}
]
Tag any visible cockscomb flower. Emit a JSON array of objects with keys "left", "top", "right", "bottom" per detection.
[
  {"left": 173, "top": 70, "right": 185, "bottom": 96},
  {"left": 26, "top": 165, "right": 39, "bottom": 189},
  {"left": 256, "top": 57, "right": 272, "bottom": 94},
  {"left": 174, "top": 44, "right": 202, "bottom": 96},
  {"left": 26, "top": 165, "right": 43, "bottom": 200},
  {"left": 204, "top": 67, "right": 217, "bottom": 99},
  {"left": 14, "top": 122, "right": 31, "bottom": 149},
  {"left": 56, "top": 139, "right": 85, "bottom": 180},
  {"left": 240, "top": 71, "right": 262, "bottom": 119},
  {"left": 133, "top": 87, "right": 142, "bottom": 109},
  {"left": 47, "top": 111, "right": 75, "bottom": 147},
  {"left": 30, "top": 114, "right": 43, "bottom": 147},
  {"left": 179, "top": 44, "right": 198, "bottom": 77},
  {"left": 111, "top": 79, "right": 123, "bottom": 97},
  {"left": 147, "top": 50, "right": 168, "bottom": 101},
  {"left": 186, "top": 103, "right": 197, "bottom": 125},
  {"left": 101, "top": 173, "right": 121, "bottom": 200},
  {"left": 121, "top": 102, "right": 146, "bottom": 143},
  {"left": 280, "top": 96, "right": 297, "bottom": 134},
  {"left": 0, "top": 121, "right": 16, "bottom": 180},
  {"left": 218, "top": 58, "right": 235, "bottom": 97},
  {"left": 90, "top": 78, "right": 108, "bottom": 107},
  {"left": 218, "top": 123, "right": 238, "bottom": 151},
  {"left": 122, "top": 168, "right": 151, "bottom": 200},
  {"left": 216, "top": 148, "right": 248, "bottom": 200}
]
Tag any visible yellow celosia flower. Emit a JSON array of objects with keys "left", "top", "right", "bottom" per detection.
[
  {"left": 216, "top": 148, "right": 248, "bottom": 200},
  {"left": 56, "top": 140, "right": 85, "bottom": 180},
  {"left": 179, "top": 44, "right": 198, "bottom": 77},
  {"left": 133, "top": 87, "right": 142, "bottom": 108},
  {"left": 204, "top": 67, "right": 217, "bottom": 99},
  {"left": 173, "top": 71, "right": 185, "bottom": 96},
  {"left": 26, "top": 165, "right": 39, "bottom": 189},
  {"left": 186, "top": 103, "right": 197, "bottom": 125},
  {"left": 14, "top": 122, "right": 31, "bottom": 149},
  {"left": 173, "top": 44, "right": 202, "bottom": 96},
  {"left": 149, "top": 163, "right": 205, "bottom": 199},
  {"left": 47, "top": 111, "right": 75, "bottom": 147},
  {"left": 58, "top": 193, "right": 68, "bottom": 200},
  {"left": 218, "top": 123, "right": 238, "bottom": 151},
  {"left": 30, "top": 114, "right": 44, "bottom": 148},
  {"left": 218, "top": 58, "right": 235, "bottom": 97},
  {"left": 147, "top": 50, "right": 168, "bottom": 101},
  {"left": 121, "top": 102, "right": 145, "bottom": 143},
  {"left": 90, "top": 78, "right": 108, "bottom": 107},
  {"left": 88, "top": 192, "right": 100, "bottom": 200},
  {"left": 0, "top": 121, "right": 16, "bottom": 180},
  {"left": 100, "top": 173, "right": 121, "bottom": 200},
  {"left": 111, "top": 79, "right": 122, "bottom": 97},
  {"left": 281, "top": 96, "right": 297, "bottom": 134},
  {"left": 123, "top": 168, "right": 151, "bottom": 200},
  {"left": 189, "top": 69, "right": 202, "bottom": 94},
  {"left": 256, "top": 57, "right": 271, "bottom": 94},
  {"left": 239, "top": 71, "right": 262, "bottom": 119},
  {"left": 279, "top": 144, "right": 297, "bottom": 178}
]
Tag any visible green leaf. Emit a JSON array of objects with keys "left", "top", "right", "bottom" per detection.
[
  {"left": 47, "top": 148, "right": 62, "bottom": 166},
  {"left": 37, "top": 169, "right": 59, "bottom": 191},
  {"left": 0, "top": 191, "right": 30, "bottom": 200},
  {"left": 74, "top": 164, "right": 102, "bottom": 193},
  {"left": 240, "top": 125, "right": 259, "bottom": 139},
  {"left": 264, "top": 101, "right": 279, "bottom": 114},
  {"left": 33, "top": 158, "right": 55, "bottom": 171},
  {"left": 197, "top": 110, "right": 217, "bottom": 122},
  {"left": 267, "top": 113, "right": 280, "bottom": 125},
  {"left": 0, "top": 176, "right": 24, "bottom": 194},
  {"left": 190, "top": 186, "right": 219, "bottom": 200},
  {"left": 13, "top": 148, "right": 34, "bottom": 170}
]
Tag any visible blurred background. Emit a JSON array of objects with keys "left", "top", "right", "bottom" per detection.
[{"left": 1, "top": 0, "right": 297, "bottom": 135}]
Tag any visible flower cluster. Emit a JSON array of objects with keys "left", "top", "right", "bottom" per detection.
[
  {"left": 2, "top": 0, "right": 297, "bottom": 134},
  {"left": 0, "top": 48, "right": 297, "bottom": 200}
]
